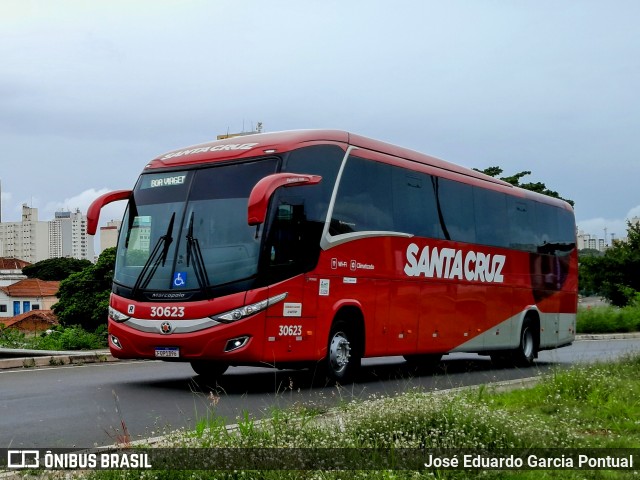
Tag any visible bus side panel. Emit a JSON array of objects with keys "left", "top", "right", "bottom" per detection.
[
  {"left": 385, "top": 280, "right": 419, "bottom": 355},
  {"left": 417, "top": 282, "right": 457, "bottom": 353},
  {"left": 371, "top": 279, "right": 390, "bottom": 356}
]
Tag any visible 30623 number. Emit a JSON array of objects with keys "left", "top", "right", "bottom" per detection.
[
  {"left": 150, "top": 306, "right": 185, "bottom": 318},
  {"left": 278, "top": 325, "right": 302, "bottom": 336}
]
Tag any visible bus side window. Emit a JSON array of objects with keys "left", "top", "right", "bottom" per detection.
[
  {"left": 433, "top": 178, "right": 476, "bottom": 243},
  {"left": 392, "top": 170, "right": 443, "bottom": 239},
  {"left": 331, "top": 156, "right": 394, "bottom": 234},
  {"left": 474, "top": 187, "right": 509, "bottom": 248},
  {"left": 508, "top": 198, "right": 536, "bottom": 252}
]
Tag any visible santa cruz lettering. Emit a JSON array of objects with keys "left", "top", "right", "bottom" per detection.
[
  {"left": 161, "top": 143, "right": 259, "bottom": 160},
  {"left": 404, "top": 243, "right": 506, "bottom": 283}
]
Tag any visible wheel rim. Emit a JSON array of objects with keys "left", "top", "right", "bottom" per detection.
[
  {"left": 522, "top": 328, "right": 534, "bottom": 359},
  {"left": 329, "top": 331, "right": 351, "bottom": 375}
]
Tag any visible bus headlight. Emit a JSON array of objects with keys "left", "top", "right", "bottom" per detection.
[
  {"left": 109, "top": 306, "right": 130, "bottom": 323},
  {"left": 212, "top": 292, "right": 287, "bottom": 323}
]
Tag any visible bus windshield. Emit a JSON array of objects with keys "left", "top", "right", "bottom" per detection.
[{"left": 114, "top": 159, "right": 279, "bottom": 296}]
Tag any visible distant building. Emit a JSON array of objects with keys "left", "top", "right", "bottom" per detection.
[
  {"left": 0, "top": 205, "right": 94, "bottom": 263},
  {"left": 0, "top": 278, "right": 60, "bottom": 318},
  {"left": 0, "top": 205, "right": 49, "bottom": 263},
  {"left": 100, "top": 219, "right": 121, "bottom": 252},
  {"left": 0, "top": 310, "right": 58, "bottom": 336},
  {"left": 49, "top": 209, "right": 94, "bottom": 261},
  {"left": 577, "top": 216, "right": 640, "bottom": 251},
  {"left": 0, "top": 257, "right": 29, "bottom": 288}
]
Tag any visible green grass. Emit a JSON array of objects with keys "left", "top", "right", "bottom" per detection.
[
  {"left": 0, "top": 324, "right": 107, "bottom": 350},
  {"left": 78, "top": 354, "right": 640, "bottom": 480},
  {"left": 577, "top": 303, "right": 640, "bottom": 333}
]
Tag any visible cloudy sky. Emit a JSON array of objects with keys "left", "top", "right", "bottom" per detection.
[{"left": 2, "top": 1, "right": 639, "bottom": 249}]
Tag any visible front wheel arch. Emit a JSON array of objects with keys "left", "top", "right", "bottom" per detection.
[{"left": 322, "top": 307, "right": 365, "bottom": 383}]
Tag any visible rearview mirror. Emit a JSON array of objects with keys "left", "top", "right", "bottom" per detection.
[
  {"left": 247, "top": 173, "right": 321, "bottom": 226},
  {"left": 86, "top": 189, "right": 132, "bottom": 235}
]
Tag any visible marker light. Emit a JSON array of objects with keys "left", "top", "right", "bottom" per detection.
[{"left": 212, "top": 292, "right": 287, "bottom": 323}]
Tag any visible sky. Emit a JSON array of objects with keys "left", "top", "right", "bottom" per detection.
[{"left": 1, "top": 1, "right": 639, "bottom": 250}]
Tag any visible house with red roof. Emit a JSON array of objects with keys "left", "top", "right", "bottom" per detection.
[
  {"left": 0, "top": 257, "right": 30, "bottom": 287},
  {"left": 1, "top": 309, "right": 58, "bottom": 335},
  {"left": 0, "top": 278, "right": 60, "bottom": 319}
]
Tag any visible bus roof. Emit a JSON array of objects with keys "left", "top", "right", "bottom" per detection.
[{"left": 145, "top": 129, "right": 572, "bottom": 210}]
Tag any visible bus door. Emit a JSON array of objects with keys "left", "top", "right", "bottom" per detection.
[{"left": 263, "top": 198, "right": 320, "bottom": 362}]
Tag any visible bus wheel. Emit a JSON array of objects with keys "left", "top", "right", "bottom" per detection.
[
  {"left": 326, "top": 320, "right": 361, "bottom": 383},
  {"left": 190, "top": 361, "right": 228, "bottom": 379},
  {"left": 511, "top": 319, "right": 537, "bottom": 367}
]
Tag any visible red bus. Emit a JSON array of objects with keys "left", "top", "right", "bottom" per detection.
[{"left": 87, "top": 130, "right": 577, "bottom": 382}]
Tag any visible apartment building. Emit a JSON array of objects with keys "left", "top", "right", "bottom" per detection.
[{"left": 0, "top": 205, "right": 94, "bottom": 263}]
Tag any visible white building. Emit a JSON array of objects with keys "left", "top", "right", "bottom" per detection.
[
  {"left": 0, "top": 205, "right": 49, "bottom": 263},
  {"left": 0, "top": 205, "right": 94, "bottom": 263},
  {"left": 49, "top": 209, "right": 94, "bottom": 261}
]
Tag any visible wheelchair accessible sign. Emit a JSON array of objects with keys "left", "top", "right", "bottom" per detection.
[{"left": 173, "top": 272, "right": 187, "bottom": 288}]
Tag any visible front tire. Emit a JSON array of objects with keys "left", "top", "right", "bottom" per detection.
[
  {"left": 325, "top": 320, "right": 361, "bottom": 383},
  {"left": 190, "top": 361, "right": 228, "bottom": 379}
]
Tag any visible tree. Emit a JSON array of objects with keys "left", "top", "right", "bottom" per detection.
[
  {"left": 52, "top": 248, "right": 116, "bottom": 331},
  {"left": 579, "top": 221, "right": 640, "bottom": 307},
  {"left": 23, "top": 257, "right": 92, "bottom": 281},
  {"left": 474, "top": 166, "right": 574, "bottom": 206}
]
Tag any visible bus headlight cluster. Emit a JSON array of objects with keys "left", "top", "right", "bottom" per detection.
[
  {"left": 109, "top": 306, "right": 130, "bottom": 323},
  {"left": 212, "top": 292, "right": 287, "bottom": 323}
]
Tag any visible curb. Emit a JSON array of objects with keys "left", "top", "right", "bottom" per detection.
[
  {"left": 575, "top": 332, "right": 640, "bottom": 341},
  {"left": 0, "top": 349, "right": 118, "bottom": 370}
]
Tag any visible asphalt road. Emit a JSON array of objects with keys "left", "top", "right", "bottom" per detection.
[{"left": 1, "top": 338, "right": 639, "bottom": 449}]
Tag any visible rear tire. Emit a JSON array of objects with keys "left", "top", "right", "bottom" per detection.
[
  {"left": 511, "top": 319, "right": 537, "bottom": 366},
  {"left": 492, "top": 318, "right": 537, "bottom": 367},
  {"left": 190, "top": 361, "right": 228, "bottom": 379},
  {"left": 324, "top": 320, "right": 361, "bottom": 383}
]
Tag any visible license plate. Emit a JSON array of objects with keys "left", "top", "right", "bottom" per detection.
[{"left": 155, "top": 347, "right": 179, "bottom": 358}]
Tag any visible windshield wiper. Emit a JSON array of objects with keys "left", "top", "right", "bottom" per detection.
[
  {"left": 131, "top": 212, "right": 176, "bottom": 296},
  {"left": 186, "top": 212, "right": 211, "bottom": 296}
]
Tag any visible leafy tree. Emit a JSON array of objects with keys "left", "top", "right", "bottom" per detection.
[
  {"left": 579, "top": 221, "right": 640, "bottom": 307},
  {"left": 474, "top": 166, "right": 574, "bottom": 206},
  {"left": 52, "top": 248, "right": 116, "bottom": 331},
  {"left": 23, "top": 257, "right": 92, "bottom": 281}
]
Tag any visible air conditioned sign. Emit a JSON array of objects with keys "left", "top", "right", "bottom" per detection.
[{"left": 404, "top": 243, "right": 505, "bottom": 283}]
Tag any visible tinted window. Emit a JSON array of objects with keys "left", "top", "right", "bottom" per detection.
[
  {"left": 262, "top": 145, "right": 344, "bottom": 283},
  {"left": 392, "top": 170, "right": 444, "bottom": 238},
  {"left": 331, "top": 156, "right": 394, "bottom": 234},
  {"left": 508, "top": 197, "right": 536, "bottom": 252},
  {"left": 190, "top": 160, "right": 278, "bottom": 201},
  {"left": 474, "top": 187, "right": 509, "bottom": 247},
  {"left": 433, "top": 178, "right": 476, "bottom": 243},
  {"left": 557, "top": 208, "right": 577, "bottom": 249},
  {"left": 534, "top": 204, "right": 576, "bottom": 254},
  {"left": 282, "top": 145, "right": 344, "bottom": 223}
]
